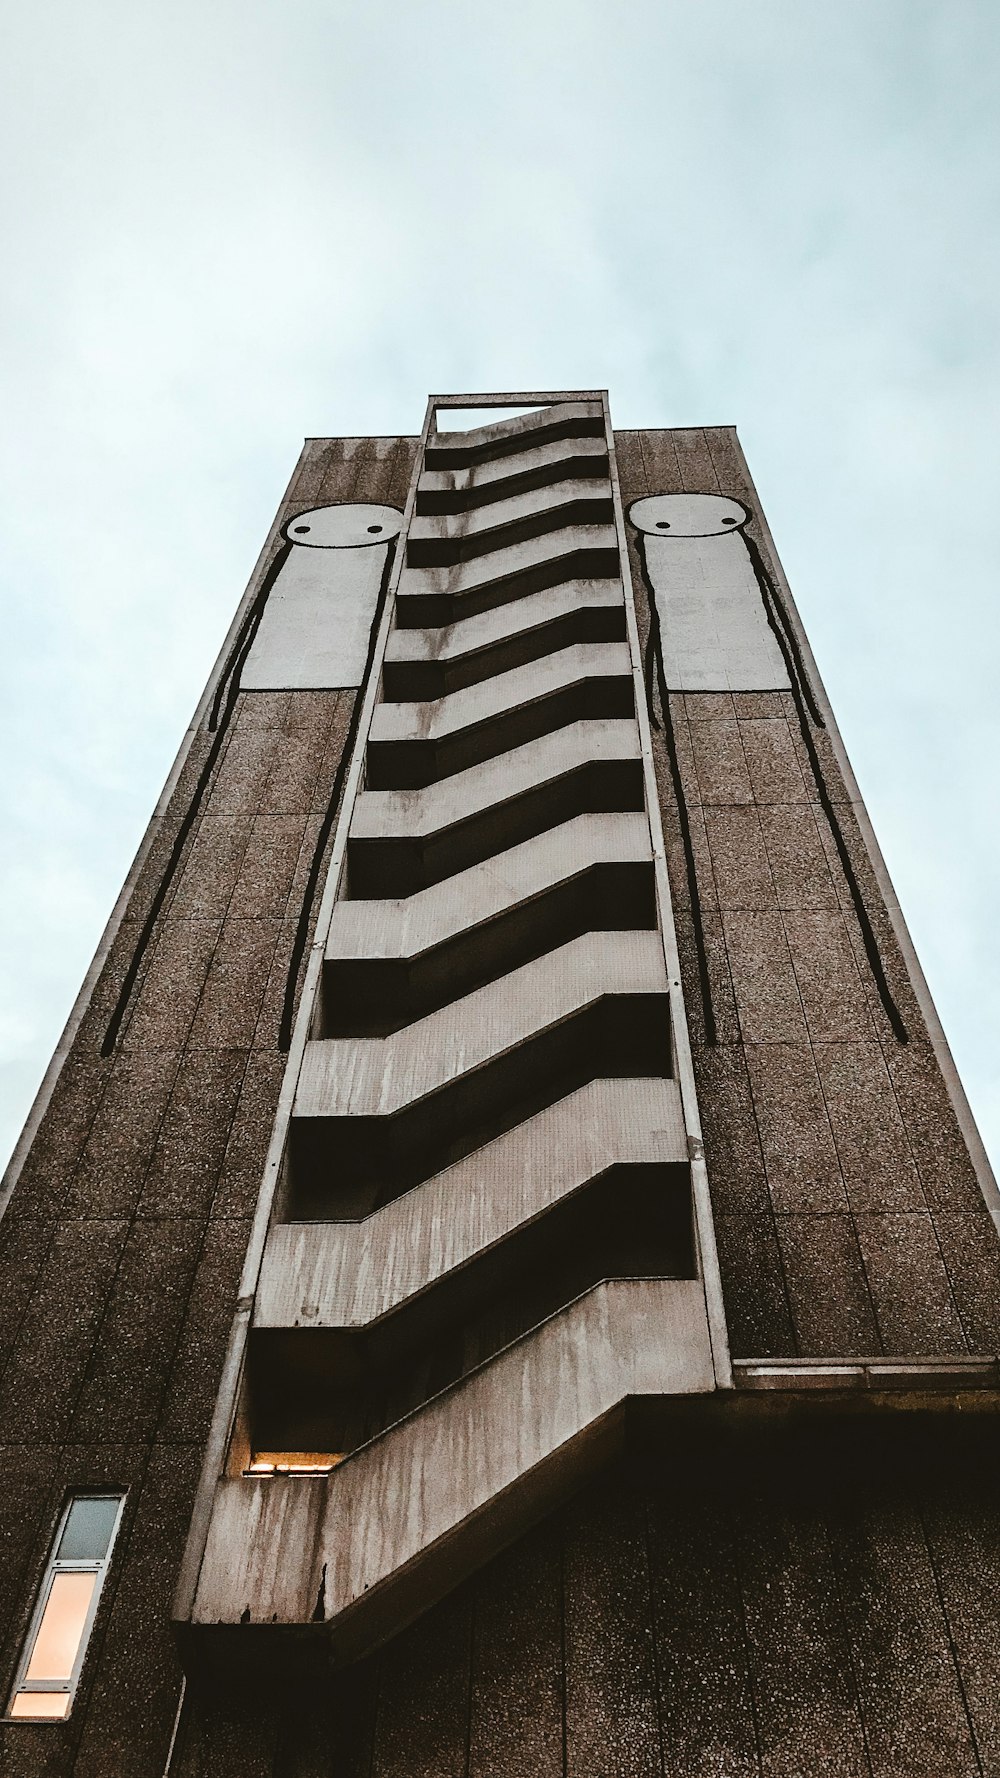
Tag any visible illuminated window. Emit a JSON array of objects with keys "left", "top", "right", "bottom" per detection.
[
  {"left": 7, "top": 1493, "right": 124, "bottom": 1721},
  {"left": 246, "top": 1450, "right": 343, "bottom": 1476}
]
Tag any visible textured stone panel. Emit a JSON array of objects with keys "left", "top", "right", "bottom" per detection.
[
  {"left": 759, "top": 803, "right": 839, "bottom": 911},
  {"left": 714, "top": 1213, "right": 795, "bottom": 1358},
  {"left": 854, "top": 1214, "right": 966, "bottom": 1354},
  {"left": 563, "top": 1480, "right": 661, "bottom": 1778},
  {"left": 776, "top": 1214, "right": 880, "bottom": 1357},
  {"left": 370, "top": 1595, "right": 472, "bottom": 1778},
  {"left": 745, "top": 1043, "right": 846, "bottom": 1214},
  {"left": 828, "top": 1494, "right": 981, "bottom": 1778},
  {"left": 783, "top": 910, "right": 876, "bottom": 1044},
  {"left": 70, "top": 1218, "right": 205, "bottom": 1442},
  {"left": 646, "top": 1496, "right": 759, "bottom": 1777},
  {"left": 738, "top": 1503, "right": 870, "bottom": 1778},
  {"left": 688, "top": 716, "right": 754, "bottom": 805},
  {"left": 469, "top": 1527, "right": 563, "bottom": 1778},
  {"left": 704, "top": 805, "right": 775, "bottom": 910},
  {"left": 814, "top": 1042, "right": 923, "bottom": 1214},
  {"left": 723, "top": 911, "right": 809, "bottom": 1046},
  {"left": 738, "top": 717, "right": 808, "bottom": 804}
]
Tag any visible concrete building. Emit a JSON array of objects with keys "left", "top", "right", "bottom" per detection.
[{"left": 2, "top": 390, "right": 1000, "bottom": 1776}]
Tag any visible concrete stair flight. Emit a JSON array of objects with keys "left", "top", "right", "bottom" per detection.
[
  {"left": 323, "top": 812, "right": 656, "bottom": 1034},
  {"left": 288, "top": 930, "right": 671, "bottom": 1216},
  {"left": 348, "top": 719, "right": 645, "bottom": 897},
  {"left": 258, "top": 1077, "right": 688, "bottom": 1332},
  {"left": 382, "top": 579, "right": 628, "bottom": 701},
  {"left": 367, "top": 642, "right": 635, "bottom": 787},
  {"left": 182, "top": 398, "right": 716, "bottom": 1673},
  {"left": 416, "top": 432, "right": 609, "bottom": 515},
  {"left": 407, "top": 475, "right": 615, "bottom": 567}
]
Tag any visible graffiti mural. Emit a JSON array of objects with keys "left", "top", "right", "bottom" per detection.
[
  {"left": 627, "top": 492, "right": 789, "bottom": 692},
  {"left": 242, "top": 502, "right": 403, "bottom": 691}
]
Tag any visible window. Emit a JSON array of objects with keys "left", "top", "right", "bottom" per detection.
[{"left": 7, "top": 1493, "right": 125, "bottom": 1721}]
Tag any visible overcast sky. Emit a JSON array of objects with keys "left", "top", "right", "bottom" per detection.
[{"left": 2, "top": 0, "right": 998, "bottom": 1175}]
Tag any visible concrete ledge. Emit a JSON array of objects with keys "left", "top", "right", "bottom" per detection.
[{"left": 734, "top": 1357, "right": 1000, "bottom": 1392}]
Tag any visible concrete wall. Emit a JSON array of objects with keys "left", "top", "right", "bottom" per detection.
[
  {"left": 0, "top": 435, "right": 416, "bottom": 1775},
  {"left": 1, "top": 414, "right": 999, "bottom": 1775},
  {"left": 617, "top": 426, "right": 1000, "bottom": 1361},
  {"left": 170, "top": 1433, "right": 1000, "bottom": 1778}
]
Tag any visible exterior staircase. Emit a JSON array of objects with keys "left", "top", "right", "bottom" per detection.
[{"left": 180, "top": 396, "right": 724, "bottom": 1672}]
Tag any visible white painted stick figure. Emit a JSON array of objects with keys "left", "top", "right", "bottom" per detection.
[
  {"left": 242, "top": 503, "right": 403, "bottom": 691},
  {"left": 629, "top": 493, "right": 789, "bottom": 693}
]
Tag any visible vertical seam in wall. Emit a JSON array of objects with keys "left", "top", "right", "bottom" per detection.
[
  {"left": 41, "top": 1045, "right": 186, "bottom": 1441},
  {"left": 558, "top": 1517, "right": 568, "bottom": 1778},
  {"left": 729, "top": 1508, "right": 766, "bottom": 1778},
  {"left": 463, "top": 1585, "right": 476, "bottom": 1778},
  {"left": 822, "top": 1517, "right": 876, "bottom": 1778},
  {"left": 365, "top": 1652, "right": 383, "bottom": 1778},
  {"left": 610, "top": 410, "right": 731, "bottom": 1384},
  {"left": 248, "top": 689, "right": 342, "bottom": 1052},
  {"left": 0, "top": 1219, "right": 63, "bottom": 1402},
  {"left": 634, "top": 433, "right": 719, "bottom": 1049},
  {"left": 864, "top": 951, "right": 974, "bottom": 1354},
  {"left": 640, "top": 1492, "right": 668, "bottom": 1778},
  {"left": 147, "top": 1056, "right": 253, "bottom": 1448},
  {"left": 105, "top": 707, "right": 249, "bottom": 1053},
  {"left": 725, "top": 685, "right": 803, "bottom": 1357},
  {"left": 768, "top": 901, "right": 887, "bottom": 1357},
  {"left": 917, "top": 1503, "right": 987, "bottom": 1776}
]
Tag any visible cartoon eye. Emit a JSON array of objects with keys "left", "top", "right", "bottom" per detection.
[
  {"left": 721, "top": 516, "right": 736, "bottom": 525},
  {"left": 367, "top": 525, "right": 383, "bottom": 534},
  {"left": 656, "top": 520, "right": 671, "bottom": 530},
  {"left": 293, "top": 524, "right": 311, "bottom": 534}
]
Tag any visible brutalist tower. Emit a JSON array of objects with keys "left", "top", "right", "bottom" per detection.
[{"left": 3, "top": 391, "right": 1000, "bottom": 1776}]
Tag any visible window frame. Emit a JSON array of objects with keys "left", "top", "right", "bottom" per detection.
[{"left": 6, "top": 1491, "right": 126, "bottom": 1722}]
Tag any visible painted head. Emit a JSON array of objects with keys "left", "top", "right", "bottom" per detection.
[
  {"left": 283, "top": 504, "right": 404, "bottom": 548},
  {"left": 628, "top": 494, "right": 748, "bottom": 539}
]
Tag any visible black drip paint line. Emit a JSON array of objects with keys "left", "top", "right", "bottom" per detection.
[
  {"left": 101, "top": 544, "right": 290, "bottom": 1053},
  {"left": 277, "top": 542, "right": 398, "bottom": 1053},
  {"left": 636, "top": 537, "right": 717, "bottom": 1047},
  {"left": 753, "top": 554, "right": 909, "bottom": 1044},
  {"left": 742, "top": 529, "right": 825, "bottom": 727}
]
